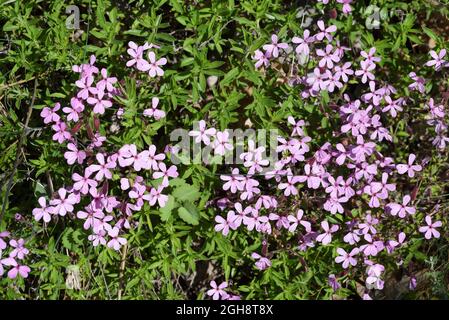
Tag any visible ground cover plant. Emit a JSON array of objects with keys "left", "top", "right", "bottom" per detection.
[{"left": 1, "top": 0, "right": 449, "bottom": 300}]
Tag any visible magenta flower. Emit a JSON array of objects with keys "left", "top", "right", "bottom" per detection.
[
  {"left": 335, "top": 247, "right": 359, "bottom": 268},
  {"left": 396, "top": 154, "right": 422, "bottom": 177},
  {"left": 40, "top": 103, "right": 61, "bottom": 124},
  {"left": 262, "top": 34, "right": 288, "bottom": 58},
  {"left": 32, "top": 197, "right": 53, "bottom": 223},
  {"left": 419, "top": 216, "right": 442, "bottom": 239},
  {"left": 143, "top": 97, "right": 165, "bottom": 120},
  {"left": 207, "top": 281, "right": 228, "bottom": 300},
  {"left": 64, "top": 143, "right": 86, "bottom": 165},
  {"left": 50, "top": 188, "right": 77, "bottom": 216},
  {"left": 146, "top": 51, "right": 167, "bottom": 77}
]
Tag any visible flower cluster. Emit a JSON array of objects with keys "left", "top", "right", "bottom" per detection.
[
  {"left": 0, "top": 232, "right": 31, "bottom": 279},
  {"left": 202, "top": 20, "right": 449, "bottom": 298},
  {"left": 34, "top": 45, "right": 176, "bottom": 253}
]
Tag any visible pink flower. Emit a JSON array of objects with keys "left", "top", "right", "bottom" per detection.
[
  {"left": 297, "top": 164, "right": 321, "bottom": 189},
  {"left": 147, "top": 145, "right": 165, "bottom": 170},
  {"left": 316, "top": 221, "right": 339, "bottom": 245},
  {"left": 72, "top": 170, "right": 98, "bottom": 194},
  {"left": 262, "top": 34, "right": 288, "bottom": 58},
  {"left": 419, "top": 216, "right": 442, "bottom": 239},
  {"left": 408, "top": 72, "right": 426, "bottom": 93},
  {"left": 32, "top": 197, "right": 53, "bottom": 223},
  {"left": 214, "top": 211, "right": 238, "bottom": 236},
  {"left": 50, "top": 188, "right": 77, "bottom": 216},
  {"left": 292, "top": 29, "right": 315, "bottom": 56},
  {"left": 88, "top": 230, "right": 107, "bottom": 246},
  {"left": 1, "top": 258, "right": 30, "bottom": 279},
  {"left": 88, "top": 153, "right": 116, "bottom": 181},
  {"left": 40, "top": 103, "right": 61, "bottom": 124},
  {"left": 425, "top": 49, "right": 448, "bottom": 71},
  {"left": 382, "top": 96, "right": 403, "bottom": 118},
  {"left": 148, "top": 186, "right": 168, "bottom": 207},
  {"left": 278, "top": 170, "right": 300, "bottom": 196},
  {"left": 77, "top": 205, "right": 104, "bottom": 230},
  {"left": 287, "top": 209, "right": 311, "bottom": 232},
  {"left": 97, "top": 68, "right": 117, "bottom": 92},
  {"left": 189, "top": 120, "right": 217, "bottom": 145},
  {"left": 143, "top": 97, "right": 165, "bottom": 120},
  {"left": 252, "top": 50, "right": 270, "bottom": 69},
  {"left": 355, "top": 60, "right": 376, "bottom": 83},
  {"left": 107, "top": 227, "right": 127, "bottom": 251},
  {"left": 360, "top": 47, "right": 381, "bottom": 64},
  {"left": 126, "top": 41, "right": 151, "bottom": 70},
  {"left": 220, "top": 168, "right": 244, "bottom": 193},
  {"left": 335, "top": 247, "right": 359, "bottom": 268},
  {"left": 213, "top": 131, "right": 233, "bottom": 156},
  {"left": 316, "top": 44, "right": 340, "bottom": 69},
  {"left": 251, "top": 252, "right": 271, "bottom": 270},
  {"left": 207, "top": 281, "right": 228, "bottom": 300},
  {"left": 316, "top": 20, "right": 337, "bottom": 41},
  {"left": 386, "top": 195, "right": 415, "bottom": 218},
  {"left": 396, "top": 154, "right": 422, "bottom": 177},
  {"left": 87, "top": 89, "right": 112, "bottom": 114},
  {"left": 52, "top": 121, "right": 71, "bottom": 143},
  {"left": 75, "top": 75, "right": 96, "bottom": 100},
  {"left": 9, "top": 239, "right": 29, "bottom": 260},
  {"left": 64, "top": 143, "right": 86, "bottom": 165},
  {"left": 152, "top": 162, "right": 178, "bottom": 187},
  {"left": 0, "top": 231, "right": 10, "bottom": 250},
  {"left": 147, "top": 51, "right": 167, "bottom": 77}
]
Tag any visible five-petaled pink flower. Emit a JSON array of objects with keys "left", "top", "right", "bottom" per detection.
[
  {"left": 419, "top": 216, "right": 442, "bottom": 239},
  {"left": 207, "top": 281, "right": 228, "bottom": 300}
]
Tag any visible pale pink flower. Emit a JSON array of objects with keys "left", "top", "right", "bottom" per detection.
[{"left": 419, "top": 216, "right": 442, "bottom": 239}]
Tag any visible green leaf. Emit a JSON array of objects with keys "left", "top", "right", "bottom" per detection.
[
  {"left": 178, "top": 206, "right": 199, "bottom": 225},
  {"left": 172, "top": 184, "right": 201, "bottom": 202}
]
